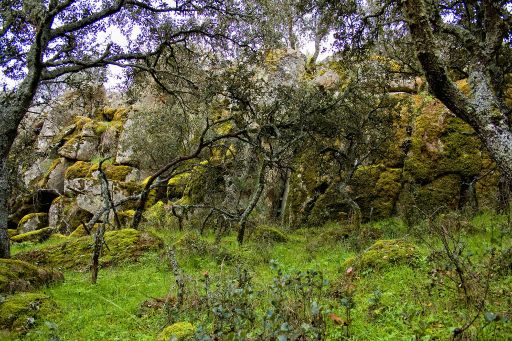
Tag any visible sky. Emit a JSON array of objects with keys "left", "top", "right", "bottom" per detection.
[{"left": 1, "top": 19, "right": 334, "bottom": 91}]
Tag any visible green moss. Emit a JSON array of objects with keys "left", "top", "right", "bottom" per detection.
[
  {"left": 157, "top": 322, "right": 195, "bottom": 341},
  {"left": 342, "top": 239, "right": 419, "bottom": 272},
  {"left": 167, "top": 172, "right": 192, "bottom": 198},
  {"left": 8, "top": 229, "right": 18, "bottom": 238},
  {"left": 0, "top": 293, "right": 59, "bottom": 332},
  {"left": 65, "top": 161, "right": 133, "bottom": 182},
  {"left": 95, "top": 107, "right": 118, "bottom": 121},
  {"left": 414, "top": 174, "right": 461, "bottom": 212},
  {"left": 403, "top": 95, "right": 482, "bottom": 182},
  {"left": 89, "top": 164, "right": 133, "bottom": 181},
  {"left": 10, "top": 227, "right": 54, "bottom": 243},
  {"left": 14, "top": 229, "right": 163, "bottom": 270},
  {"left": 64, "top": 161, "right": 92, "bottom": 179},
  {"left": 0, "top": 259, "right": 63, "bottom": 294},
  {"left": 94, "top": 107, "right": 129, "bottom": 122},
  {"left": 372, "top": 168, "right": 402, "bottom": 218},
  {"left": 252, "top": 225, "right": 289, "bottom": 243},
  {"left": 116, "top": 210, "right": 135, "bottom": 227},
  {"left": 93, "top": 121, "right": 110, "bottom": 135},
  {"left": 73, "top": 116, "right": 93, "bottom": 130},
  {"left": 69, "top": 223, "right": 101, "bottom": 238}
]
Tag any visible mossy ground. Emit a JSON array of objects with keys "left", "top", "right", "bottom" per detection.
[
  {"left": 0, "top": 259, "right": 63, "bottom": 294},
  {"left": 13, "top": 228, "right": 163, "bottom": 271},
  {"left": 4, "top": 213, "right": 512, "bottom": 340}
]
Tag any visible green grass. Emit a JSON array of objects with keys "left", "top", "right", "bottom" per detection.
[
  {"left": 21, "top": 252, "right": 171, "bottom": 341},
  {"left": 4, "top": 213, "right": 512, "bottom": 340}
]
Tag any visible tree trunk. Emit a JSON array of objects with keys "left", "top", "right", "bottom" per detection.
[
  {"left": 237, "top": 160, "right": 267, "bottom": 245},
  {"left": 278, "top": 169, "right": 291, "bottom": 225},
  {"left": 0, "top": 79, "right": 41, "bottom": 258},
  {"left": 402, "top": 0, "right": 512, "bottom": 180},
  {"left": 0, "top": 158, "right": 11, "bottom": 259}
]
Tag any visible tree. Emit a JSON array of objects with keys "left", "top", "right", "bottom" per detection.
[
  {"left": 255, "top": 0, "right": 333, "bottom": 63},
  {"left": 327, "top": 0, "right": 512, "bottom": 179},
  {"left": 0, "top": 0, "right": 258, "bottom": 258},
  {"left": 401, "top": 0, "right": 512, "bottom": 176}
]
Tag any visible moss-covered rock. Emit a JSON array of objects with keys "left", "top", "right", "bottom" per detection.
[
  {"left": 17, "top": 213, "right": 48, "bottom": 234},
  {"left": 0, "top": 293, "right": 59, "bottom": 332},
  {"left": 15, "top": 228, "right": 163, "bottom": 270},
  {"left": 252, "top": 225, "right": 289, "bottom": 243},
  {"left": 371, "top": 168, "right": 403, "bottom": 218},
  {"left": 7, "top": 229, "right": 18, "bottom": 238},
  {"left": 10, "top": 227, "right": 54, "bottom": 243},
  {"left": 403, "top": 96, "right": 483, "bottom": 182},
  {"left": 411, "top": 174, "right": 461, "bottom": 212},
  {"left": 58, "top": 133, "right": 99, "bottom": 161},
  {"left": 342, "top": 239, "right": 419, "bottom": 272},
  {"left": 157, "top": 322, "right": 195, "bottom": 341},
  {"left": 64, "top": 161, "right": 92, "bottom": 180},
  {"left": 0, "top": 259, "right": 63, "bottom": 294}
]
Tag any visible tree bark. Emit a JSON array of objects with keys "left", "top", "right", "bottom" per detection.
[
  {"left": 278, "top": 169, "right": 291, "bottom": 225},
  {"left": 402, "top": 0, "right": 512, "bottom": 179},
  {"left": 0, "top": 76, "right": 42, "bottom": 258},
  {"left": 237, "top": 160, "right": 267, "bottom": 245}
]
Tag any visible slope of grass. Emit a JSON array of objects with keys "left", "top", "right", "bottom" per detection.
[{"left": 3, "top": 212, "right": 511, "bottom": 340}]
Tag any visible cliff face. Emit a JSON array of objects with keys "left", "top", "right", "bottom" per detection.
[{"left": 7, "top": 51, "right": 504, "bottom": 238}]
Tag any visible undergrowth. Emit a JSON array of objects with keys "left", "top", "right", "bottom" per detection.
[{"left": 3, "top": 212, "right": 511, "bottom": 340}]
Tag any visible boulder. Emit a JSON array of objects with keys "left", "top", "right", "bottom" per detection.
[
  {"left": 63, "top": 161, "right": 141, "bottom": 216},
  {"left": 115, "top": 116, "right": 137, "bottom": 165},
  {"left": 65, "top": 177, "right": 137, "bottom": 215},
  {"left": 251, "top": 225, "right": 289, "bottom": 243},
  {"left": 48, "top": 196, "right": 92, "bottom": 234},
  {"left": 17, "top": 213, "right": 48, "bottom": 234},
  {"left": 58, "top": 136, "right": 99, "bottom": 161},
  {"left": 313, "top": 69, "right": 341, "bottom": 89},
  {"left": 42, "top": 158, "right": 68, "bottom": 193}
]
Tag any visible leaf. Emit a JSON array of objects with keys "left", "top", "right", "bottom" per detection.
[
  {"left": 278, "top": 335, "right": 287, "bottom": 341},
  {"left": 328, "top": 313, "right": 348, "bottom": 326},
  {"left": 484, "top": 312, "right": 497, "bottom": 322},
  {"left": 311, "top": 301, "right": 320, "bottom": 316}
]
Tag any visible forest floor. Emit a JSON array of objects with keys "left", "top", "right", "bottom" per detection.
[{"left": 3, "top": 212, "right": 512, "bottom": 340}]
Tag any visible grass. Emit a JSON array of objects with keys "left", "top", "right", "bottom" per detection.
[{"left": 3, "top": 212, "right": 512, "bottom": 340}]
